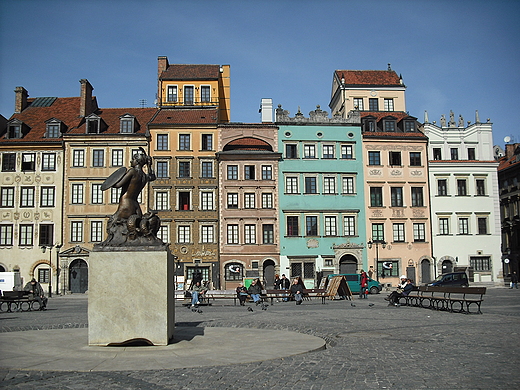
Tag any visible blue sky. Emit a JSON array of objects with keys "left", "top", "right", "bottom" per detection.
[{"left": 1, "top": 0, "right": 518, "bottom": 146}]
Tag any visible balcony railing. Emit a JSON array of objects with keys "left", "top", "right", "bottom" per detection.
[{"left": 161, "top": 99, "right": 219, "bottom": 107}]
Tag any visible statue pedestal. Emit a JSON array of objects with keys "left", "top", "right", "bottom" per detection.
[{"left": 88, "top": 247, "right": 174, "bottom": 346}]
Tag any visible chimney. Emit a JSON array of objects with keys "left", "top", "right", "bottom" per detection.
[
  {"left": 157, "top": 56, "right": 169, "bottom": 106},
  {"left": 79, "top": 79, "right": 93, "bottom": 117},
  {"left": 260, "top": 98, "right": 273, "bottom": 123},
  {"left": 14, "top": 87, "right": 28, "bottom": 113}
]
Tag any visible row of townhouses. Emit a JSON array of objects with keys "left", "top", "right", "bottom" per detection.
[{"left": 0, "top": 56, "right": 511, "bottom": 295}]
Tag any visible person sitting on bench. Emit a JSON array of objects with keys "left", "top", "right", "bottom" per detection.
[
  {"left": 23, "top": 278, "right": 47, "bottom": 310},
  {"left": 386, "top": 278, "right": 414, "bottom": 306},
  {"left": 290, "top": 278, "right": 304, "bottom": 305},
  {"left": 247, "top": 278, "right": 263, "bottom": 305},
  {"left": 190, "top": 281, "right": 207, "bottom": 308}
]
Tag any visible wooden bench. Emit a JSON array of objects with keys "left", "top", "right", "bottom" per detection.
[
  {"left": 206, "top": 290, "right": 240, "bottom": 305},
  {"left": 0, "top": 291, "right": 41, "bottom": 312},
  {"left": 399, "top": 286, "right": 486, "bottom": 314},
  {"left": 262, "top": 288, "right": 331, "bottom": 305}
]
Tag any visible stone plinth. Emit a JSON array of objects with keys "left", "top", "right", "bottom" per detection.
[{"left": 88, "top": 247, "right": 174, "bottom": 346}]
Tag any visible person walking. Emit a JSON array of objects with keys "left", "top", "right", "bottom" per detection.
[
  {"left": 279, "top": 274, "right": 290, "bottom": 302},
  {"left": 359, "top": 269, "right": 368, "bottom": 299},
  {"left": 510, "top": 271, "right": 518, "bottom": 289}
]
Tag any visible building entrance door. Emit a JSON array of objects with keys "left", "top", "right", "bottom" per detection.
[
  {"left": 69, "top": 259, "right": 88, "bottom": 293},
  {"left": 421, "top": 259, "right": 431, "bottom": 284},
  {"left": 339, "top": 254, "right": 357, "bottom": 274},
  {"left": 263, "top": 259, "right": 275, "bottom": 289},
  {"left": 442, "top": 260, "right": 453, "bottom": 274}
]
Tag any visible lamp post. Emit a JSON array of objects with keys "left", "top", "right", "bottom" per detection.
[
  {"left": 55, "top": 244, "right": 62, "bottom": 295},
  {"left": 367, "top": 239, "right": 387, "bottom": 281},
  {"left": 41, "top": 244, "right": 53, "bottom": 298}
]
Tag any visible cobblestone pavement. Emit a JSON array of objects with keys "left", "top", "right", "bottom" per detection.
[{"left": 1, "top": 287, "right": 519, "bottom": 389}]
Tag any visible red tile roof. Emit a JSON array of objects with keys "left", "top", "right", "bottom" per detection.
[
  {"left": 335, "top": 70, "right": 402, "bottom": 87},
  {"left": 361, "top": 111, "right": 412, "bottom": 121},
  {"left": 160, "top": 64, "right": 221, "bottom": 80},
  {"left": 150, "top": 109, "right": 219, "bottom": 125},
  {"left": 224, "top": 137, "right": 274, "bottom": 151}
]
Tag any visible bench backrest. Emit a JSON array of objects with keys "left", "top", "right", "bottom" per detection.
[
  {"left": 421, "top": 286, "right": 486, "bottom": 294},
  {"left": 2, "top": 291, "right": 28, "bottom": 299}
]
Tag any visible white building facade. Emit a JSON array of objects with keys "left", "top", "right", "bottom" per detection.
[{"left": 423, "top": 111, "right": 502, "bottom": 285}]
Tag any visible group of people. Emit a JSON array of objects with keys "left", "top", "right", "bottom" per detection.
[
  {"left": 233, "top": 274, "right": 305, "bottom": 306},
  {"left": 385, "top": 275, "right": 414, "bottom": 306}
]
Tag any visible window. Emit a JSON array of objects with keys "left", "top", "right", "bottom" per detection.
[
  {"left": 468, "top": 148, "right": 476, "bottom": 160},
  {"left": 413, "top": 223, "right": 426, "bottom": 242},
  {"left": 227, "top": 224, "right": 239, "bottom": 244},
  {"left": 411, "top": 187, "right": 424, "bottom": 207},
  {"left": 111, "top": 150, "right": 124, "bottom": 167},
  {"left": 72, "top": 150, "right": 85, "bottom": 167},
  {"left": 1, "top": 187, "right": 14, "bottom": 207},
  {"left": 92, "top": 150, "right": 104, "bottom": 167},
  {"left": 369, "top": 98, "right": 378, "bottom": 111},
  {"left": 38, "top": 269, "right": 50, "bottom": 284},
  {"left": 22, "top": 153, "right": 35, "bottom": 171},
  {"left": 87, "top": 117, "right": 100, "bottom": 134},
  {"left": 201, "top": 161, "right": 213, "bottom": 178},
  {"left": 389, "top": 151, "right": 401, "bottom": 166},
  {"left": 325, "top": 216, "right": 337, "bottom": 236},
  {"left": 71, "top": 184, "right": 84, "bottom": 204},
  {"left": 291, "top": 262, "right": 315, "bottom": 279},
  {"left": 178, "top": 226, "right": 191, "bottom": 243},
  {"left": 2, "top": 153, "right": 16, "bottom": 172},
  {"left": 201, "top": 86, "right": 211, "bottom": 102},
  {"left": 40, "top": 187, "right": 55, "bottom": 207},
  {"left": 262, "top": 193, "right": 273, "bottom": 209},
  {"left": 405, "top": 121, "right": 416, "bottom": 132},
  {"left": 476, "top": 179, "right": 486, "bottom": 196},
  {"left": 91, "top": 184, "right": 103, "bottom": 204},
  {"left": 8, "top": 124, "right": 21, "bottom": 139},
  {"left": 39, "top": 224, "right": 53, "bottom": 246},
  {"left": 179, "top": 192, "right": 190, "bottom": 210},
  {"left": 285, "top": 144, "right": 297, "bottom": 158},
  {"left": 184, "top": 86, "right": 194, "bottom": 105},
  {"left": 244, "top": 225, "right": 256, "bottom": 244},
  {"left": 285, "top": 177, "right": 299, "bottom": 194},
  {"left": 111, "top": 187, "right": 122, "bottom": 204},
  {"left": 342, "top": 177, "right": 355, "bottom": 194},
  {"left": 451, "top": 148, "right": 459, "bottom": 160},
  {"left": 287, "top": 216, "right": 299, "bottom": 236},
  {"left": 20, "top": 187, "right": 35, "bottom": 207},
  {"left": 322, "top": 145, "right": 335, "bottom": 159},
  {"left": 364, "top": 120, "right": 376, "bottom": 132},
  {"left": 157, "top": 225, "right": 169, "bottom": 243},
  {"left": 261, "top": 165, "right": 272, "bottom": 180},
  {"left": 353, "top": 98, "right": 364, "bottom": 110},
  {"left": 372, "top": 223, "right": 384, "bottom": 241},
  {"left": 157, "top": 134, "right": 169, "bottom": 150},
  {"left": 470, "top": 257, "right": 491, "bottom": 271},
  {"left": 341, "top": 145, "right": 354, "bottom": 159},
  {"left": 384, "top": 121, "right": 396, "bottom": 132},
  {"left": 391, "top": 187, "right": 403, "bottom": 207},
  {"left": 409, "top": 152, "right": 421, "bottom": 166},
  {"left": 368, "top": 151, "right": 381, "bottom": 165},
  {"left": 42, "top": 153, "right": 56, "bottom": 171},
  {"left": 304, "top": 144, "right": 316, "bottom": 159},
  {"left": 344, "top": 216, "right": 356, "bottom": 236},
  {"left": 384, "top": 98, "right": 394, "bottom": 111},
  {"left": 457, "top": 179, "right": 467, "bottom": 196},
  {"left": 178, "top": 161, "right": 190, "bottom": 178},
  {"left": 120, "top": 118, "right": 134, "bottom": 133},
  {"left": 244, "top": 165, "right": 255, "bottom": 180},
  {"left": 201, "top": 225, "right": 214, "bottom": 243},
  {"left": 433, "top": 148, "right": 442, "bottom": 160},
  {"left": 201, "top": 134, "right": 213, "bottom": 151},
  {"left": 227, "top": 193, "right": 238, "bottom": 209},
  {"left": 155, "top": 192, "right": 169, "bottom": 210},
  {"left": 244, "top": 193, "right": 255, "bottom": 209},
  {"left": 478, "top": 217, "right": 488, "bottom": 235},
  {"left": 323, "top": 177, "right": 336, "bottom": 194},
  {"left": 305, "top": 177, "right": 317, "bottom": 194},
  {"left": 263, "top": 224, "right": 274, "bottom": 244},
  {"left": 439, "top": 218, "right": 450, "bottom": 235},
  {"left": 225, "top": 262, "right": 244, "bottom": 281},
  {"left": 179, "top": 134, "right": 191, "bottom": 150},
  {"left": 156, "top": 161, "right": 168, "bottom": 178},
  {"left": 306, "top": 216, "right": 318, "bottom": 236},
  {"left": 458, "top": 218, "right": 469, "bottom": 235},
  {"left": 71, "top": 221, "right": 83, "bottom": 242},
  {"left": 19, "top": 224, "right": 33, "bottom": 246},
  {"left": 370, "top": 187, "right": 383, "bottom": 207},
  {"left": 91, "top": 221, "right": 103, "bottom": 242},
  {"left": 0, "top": 225, "right": 13, "bottom": 246},
  {"left": 393, "top": 223, "right": 405, "bottom": 242},
  {"left": 167, "top": 85, "right": 177, "bottom": 102},
  {"left": 438, "top": 179, "right": 448, "bottom": 196},
  {"left": 227, "top": 165, "right": 238, "bottom": 180}
]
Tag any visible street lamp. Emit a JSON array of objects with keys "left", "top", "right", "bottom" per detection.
[
  {"left": 367, "top": 239, "right": 387, "bottom": 281},
  {"left": 55, "top": 244, "right": 62, "bottom": 295},
  {"left": 41, "top": 244, "right": 62, "bottom": 297}
]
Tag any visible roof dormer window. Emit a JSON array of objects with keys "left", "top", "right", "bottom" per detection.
[
  {"left": 404, "top": 120, "right": 416, "bottom": 132},
  {"left": 6, "top": 119, "right": 24, "bottom": 139},
  {"left": 45, "top": 118, "right": 64, "bottom": 138},
  {"left": 362, "top": 117, "right": 377, "bottom": 132},
  {"left": 384, "top": 120, "right": 396, "bottom": 132},
  {"left": 85, "top": 114, "right": 105, "bottom": 134},
  {"left": 120, "top": 114, "right": 137, "bottom": 133}
]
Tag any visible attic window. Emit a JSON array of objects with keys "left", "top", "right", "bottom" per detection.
[
  {"left": 363, "top": 119, "right": 376, "bottom": 132},
  {"left": 87, "top": 117, "right": 100, "bottom": 134},
  {"left": 120, "top": 115, "right": 136, "bottom": 133},
  {"left": 45, "top": 119, "right": 63, "bottom": 138},
  {"left": 7, "top": 124, "right": 21, "bottom": 139},
  {"left": 404, "top": 121, "right": 416, "bottom": 132},
  {"left": 384, "top": 120, "right": 396, "bottom": 132}
]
